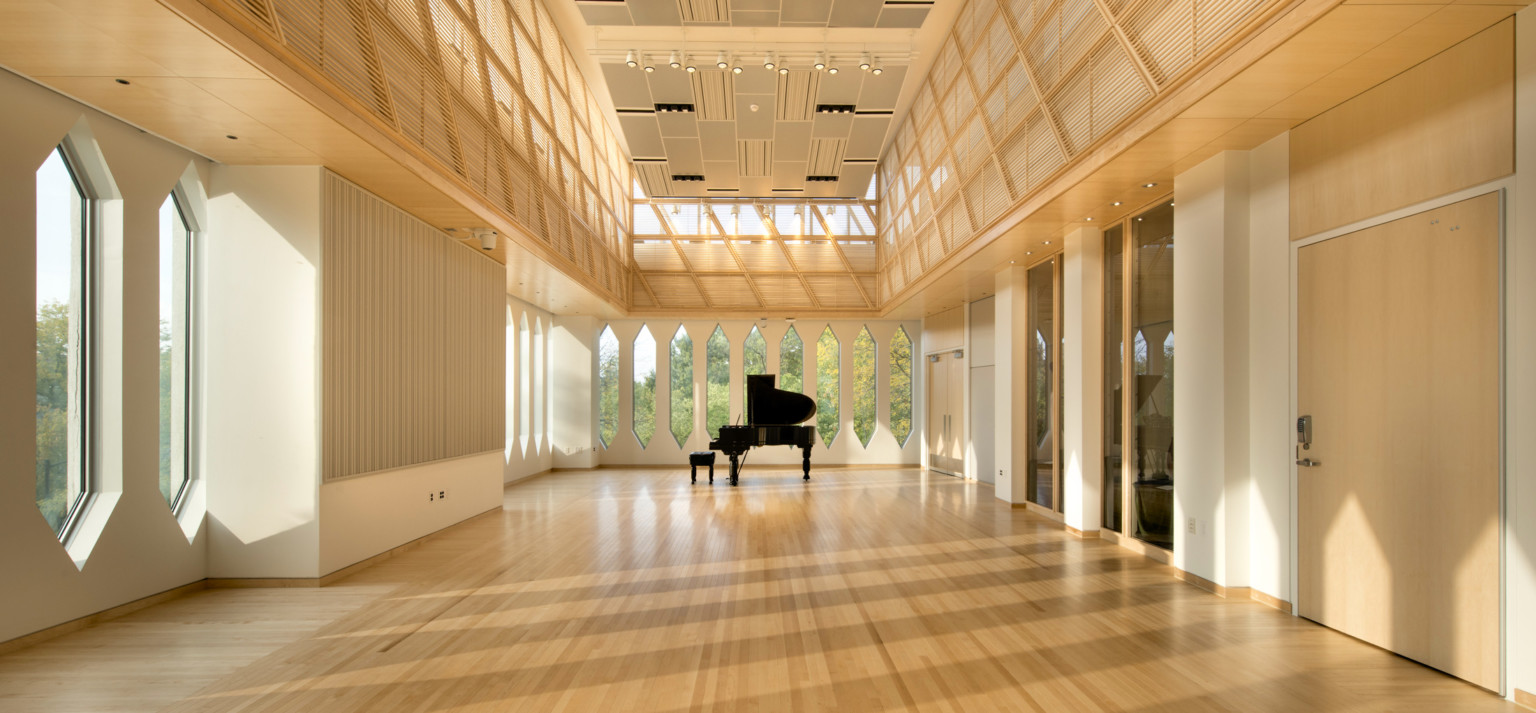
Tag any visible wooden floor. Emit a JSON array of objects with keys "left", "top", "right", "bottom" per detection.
[{"left": 0, "top": 468, "right": 1520, "bottom": 712}]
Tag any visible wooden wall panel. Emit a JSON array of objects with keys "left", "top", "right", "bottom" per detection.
[
  {"left": 1289, "top": 19, "right": 1513, "bottom": 240},
  {"left": 323, "top": 173, "right": 506, "bottom": 481}
]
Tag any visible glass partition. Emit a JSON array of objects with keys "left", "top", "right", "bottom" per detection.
[
  {"left": 1102, "top": 225, "right": 1125, "bottom": 533},
  {"left": 1130, "top": 201, "right": 1175, "bottom": 548},
  {"left": 1026, "top": 259, "right": 1059, "bottom": 510}
]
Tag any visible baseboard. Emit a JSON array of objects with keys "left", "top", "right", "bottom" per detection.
[
  {"left": 505, "top": 467, "right": 553, "bottom": 483},
  {"left": 1064, "top": 525, "right": 1101, "bottom": 539},
  {"left": 1023, "top": 501, "right": 1066, "bottom": 522},
  {"left": 0, "top": 580, "right": 207, "bottom": 655},
  {"left": 582, "top": 463, "right": 920, "bottom": 472},
  {"left": 1099, "top": 529, "right": 1174, "bottom": 564},
  {"left": 1249, "top": 588, "right": 1294, "bottom": 614},
  {"left": 1514, "top": 688, "right": 1535, "bottom": 710}
]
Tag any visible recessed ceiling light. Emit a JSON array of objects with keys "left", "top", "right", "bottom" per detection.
[
  {"left": 1043, "top": 241, "right": 1051, "bottom": 245},
  {"left": 1143, "top": 182, "right": 1157, "bottom": 188},
  {"left": 1084, "top": 217, "right": 1093, "bottom": 221},
  {"left": 1112, "top": 201, "right": 1122, "bottom": 206},
  {"left": 1025, "top": 251, "right": 1033, "bottom": 255}
]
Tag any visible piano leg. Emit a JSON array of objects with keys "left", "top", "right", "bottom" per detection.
[
  {"left": 802, "top": 446, "right": 811, "bottom": 481},
  {"left": 729, "top": 454, "right": 740, "bottom": 486}
]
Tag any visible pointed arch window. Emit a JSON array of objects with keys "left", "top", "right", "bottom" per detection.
[
  {"left": 816, "top": 326, "right": 840, "bottom": 446},
  {"left": 705, "top": 326, "right": 731, "bottom": 439},
  {"left": 669, "top": 326, "right": 694, "bottom": 446},
  {"left": 889, "top": 327, "right": 914, "bottom": 446},
  {"left": 852, "top": 327, "right": 877, "bottom": 447},
  {"left": 743, "top": 326, "right": 767, "bottom": 401},
  {"left": 597, "top": 326, "right": 619, "bottom": 448},
  {"left": 779, "top": 326, "right": 804, "bottom": 392},
  {"left": 633, "top": 326, "right": 656, "bottom": 448}
]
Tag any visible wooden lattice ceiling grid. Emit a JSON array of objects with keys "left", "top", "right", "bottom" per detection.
[
  {"left": 207, "top": 0, "right": 635, "bottom": 303},
  {"left": 875, "top": 0, "right": 1281, "bottom": 306}
]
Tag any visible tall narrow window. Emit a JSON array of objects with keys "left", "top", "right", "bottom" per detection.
[
  {"left": 1131, "top": 201, "right": 1175, "bottom": 549},
  {"left": 1026, "top": 260, "right": 1058, "bottom": 510},
  {"left": 816, "top": 326, "right": 840, "bottom": 445},
  {"left": 705, "top": 326, "right": 730, "bottom": 438},
  {"left": 518, "top": 314, "right": 530, "bottom": 443},
  {"left": 852, "top": 327, "right": 877, "bottom": 447},
  {"left": 36, "top": 146, "right": 90, "bottom": 538},
  {"left": 669, "top": 326, "right": 694, "bottom": 446},
  {"left": 888, "top": 327, "right": 913, "bottom": 446},
  {"left": 597, "top": 326, "right": 619, "bottom": 448},
  {"left": 633, "top": 326, "right": 656, "bottom": 448},
  {"left": 779, "top": 326, "right": 804, "bottom": 392},
  {"left": 533, "top": 321, "right": 544, "bottom": 441},
  {"left": 743, "top": 326, "right": 767, "bottom": 401},
  {"left": 158, "top": 194, "right": 193, "bottom": 509},
  {"left": 1103, "top": 225, "right": 1126, "bottom": 533}
]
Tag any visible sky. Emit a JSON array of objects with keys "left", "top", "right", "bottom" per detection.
[{"left": 36, "top": 149, "right": 182, "bottom": 326}]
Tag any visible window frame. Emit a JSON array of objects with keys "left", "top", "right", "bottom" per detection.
[
  {"left": 41, "top": 142, "right": 96, "bottom": 543},
  {"left": 160, "top": 189, "right": 197, "bottom": 514}
]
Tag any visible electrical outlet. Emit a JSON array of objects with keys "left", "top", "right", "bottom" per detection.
[
  {"left": 1187, "top": 517, "right": 1196, "bottom": 535},
  {"left": 429, "top": 492, "right": 435, "bottom": 502},
  {"left": 998, "top": 469, "right": 1003, "bottom": 479}
]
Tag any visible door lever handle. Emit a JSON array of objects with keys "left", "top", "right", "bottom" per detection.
[{"left": 1296, "top": 458, "right": 1322, "bottom": 467}]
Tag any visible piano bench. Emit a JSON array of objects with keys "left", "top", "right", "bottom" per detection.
[{"left": 689, "top": 451, "right": 717, "bottom": 484}]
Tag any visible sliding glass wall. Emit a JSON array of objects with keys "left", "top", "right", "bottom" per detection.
[
  {"left": 1025, "top": 258, "right": 1062, "bottom": 511},
  {"left": 1101, "top": 199, "right": 1175, "bottom": 549}
]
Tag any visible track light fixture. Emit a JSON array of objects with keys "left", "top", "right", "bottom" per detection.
[
  {"left": 731, "top": 63, "right": 743, "bottom": 74},
  {"left": 763, "top": 53, "right": 776, "bottom": 70},
  {"left": 827, "top": 65, "right": 839, "bottom": 75},
  {"left": 871, "top": 61, "right": 883, "bottom": 76},
  {"left": 625, "top": 50, "right": 638, "bottom": 68},
  {"left": 685, "top": 60, "right": 697, "bottom": 73},
  {"left": 716, "top": 52, "right": 729, "bottom": 69},
  {"left": 778, "top": 65, "right": 790, "bottom": 75},
  {"left": 859, "top": 53, "right": 872, "bottom": 71},
  {"left": 813, "top": 52, "right": 826, "bottom": 71},
  {"left": 669, "top": 51, "right": 680, "bottom": 69}
]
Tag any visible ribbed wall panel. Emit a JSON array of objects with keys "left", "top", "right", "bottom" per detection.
[{"left": 322, "top": 173, "right": 505, "bottom": 481}]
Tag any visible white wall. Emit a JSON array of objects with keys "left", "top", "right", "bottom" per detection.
[
  {"left": 552, "top": 315, "right": 599, "bottom": 469},
  {"left": 592, "top": 319, "right": 921, "bottom": 467},
  {"left": 204, "top": 165, "right": 323, "bottom": 579},
  {"left": 994, "top": 266, "right": 1028, "bottom": 503},
  {"left": 505, "top": 296, "right": 552, "bottom": 482},
  {"left": 319, "top": 452, "right": 503, "bottom": 574},
  {"left": 969, "top": 298, "right": 996, "bottom": 484},
  {"left": 1063, "top": 227, "right": 1104, "bottom": 533},
  {"left": 0, "top": 70, "right": 211, "bottom": 641},
  {"left": 1173, "top": 151, "right": 1253, "bottom": 588},
  {"left": 1246, "top": 133, "right": 1293, "bottom": 604}
]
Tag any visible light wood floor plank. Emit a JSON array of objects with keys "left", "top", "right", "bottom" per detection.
[{"left": 0, "top": 468, "right": 1519, "bottom": 712}]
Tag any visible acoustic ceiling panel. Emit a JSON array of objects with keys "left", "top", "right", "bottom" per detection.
[{"left": 579, "top": 0, "right": 929, "bottom": 26}]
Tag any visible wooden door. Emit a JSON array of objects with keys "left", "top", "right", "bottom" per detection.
[
  {"left": 947, "top": 353, "right": 966, "bottom": 475},
  {"left": 928, "top": 355, "right": 950, "bottom": 474},
  {"left": 1297, "top": 193, "right": 1500, "bottom": 691}
]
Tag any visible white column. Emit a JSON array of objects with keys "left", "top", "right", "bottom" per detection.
[
  {"left": 1063, "top": 226, "right": 1104, "bottom": 533},
  {"left": 1173, "top": 151, "right": 1251, "bottom": 588},
  {"left": 994, "top": 266, "right": 1028, "bottom": 503},
  {"left": 1507, "top": 5, "right": 1536, "bottom": 699}
]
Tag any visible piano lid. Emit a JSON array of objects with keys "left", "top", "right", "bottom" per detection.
[{"left": 745, "top": 374, "right": 817, "bottom": 426}]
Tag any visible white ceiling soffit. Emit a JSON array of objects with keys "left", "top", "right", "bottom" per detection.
[
  {"left": 547, "top": 0, "right": 963, "bottom": 198},
  {"left": 603, "top": 65, "right": 903, "bottom": 197},
  {"left": 577, "top": 0, "right": 933, "bottom": 28}
]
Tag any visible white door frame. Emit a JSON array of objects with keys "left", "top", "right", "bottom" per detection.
[{"left": 1287, "top": 178, "right": 1509, "bottom": 694}]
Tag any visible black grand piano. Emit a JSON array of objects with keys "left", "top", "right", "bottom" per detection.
[{"left": 707, "top": 374, "right": 817, "bottom": 486}]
